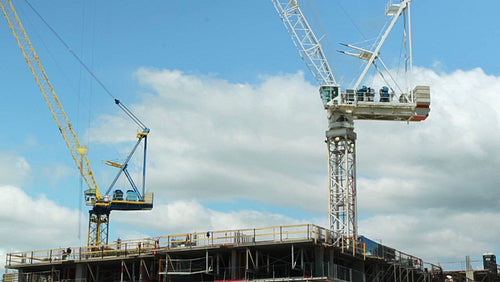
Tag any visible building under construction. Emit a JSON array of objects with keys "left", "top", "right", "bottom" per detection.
[
  {"left": 3, "top": 1, "right": 500, "bottom": 281},
  {"left": 3, "top": 224, "right": 446, "bottom": 282}
]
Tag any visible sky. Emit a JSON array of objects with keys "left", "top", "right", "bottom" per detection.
[{"left": 1, "top": 0, "right": 500, "bottom": 274}]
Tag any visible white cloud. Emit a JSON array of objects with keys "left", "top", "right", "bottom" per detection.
[
  {"left": 0, "top": 185, "right": 83, "bottom": 274},
  {"left": 112, "top": 200, "right": 305, "bottom": 237},
  {"left": 357, "top": 67, "right": 500, "bottom": 213},
  {"left": 91, "top": 68, "right": 329, "bottom": 212},
  {"left": 3, "top": 67, "right": 500, "bottom": 272},
  {"left": 0, "top": 152, "right": 31, "bottom": 187},
  {"left": 356, "top": 67, "right": 500, "bottom": 266},
  {"left": 0, "top": 185, "right": 82, "bottom": 248},
  {"left": 104, "top": 67, "right": 499, "bottom": 267},
  {"left": 359, "top": 209, "right": 500, "bottom": 268}
]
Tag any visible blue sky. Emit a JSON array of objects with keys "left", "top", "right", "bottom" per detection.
[{"left": 1, "top": 0, "right": 500, "bottom": 273}]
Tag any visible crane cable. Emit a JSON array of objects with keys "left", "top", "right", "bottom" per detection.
[
  {"left": 23, "top": 0, "right": 147, "bottom": 130},
  {"left": 114, "top": 99, "right": 148, "bottom": 130}
]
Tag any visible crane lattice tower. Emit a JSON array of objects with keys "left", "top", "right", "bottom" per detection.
[{"left": 272, "top": 0, "right": 430, "bottom": 242}]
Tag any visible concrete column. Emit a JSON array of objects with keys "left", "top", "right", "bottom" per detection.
[
  {"left": 75, "top": 263, "right": 86, "bottom": 281},
  {"left": 231, "top": 249, "right": 237, "bottom": 279},
  {"left": 314, "top": 246, "right": 324, "bottom": 277},
  {"left": 329, "top": 249, "right": 335, "bottom": 278}
]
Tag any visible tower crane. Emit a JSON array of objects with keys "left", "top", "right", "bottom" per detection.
[
  {"left": 0, "top": 0, "right": 153, "bottom": 246},
  {"left": 271, "top": 0, "right": 430, "bottom": 243}
]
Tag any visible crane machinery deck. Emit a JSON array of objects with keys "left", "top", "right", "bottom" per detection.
[
  {"left": 271, "top": 0, "right": 430, "bottom": 242},
  {"left": 0, "top": 0, "right": 154, "bottom": 247}
]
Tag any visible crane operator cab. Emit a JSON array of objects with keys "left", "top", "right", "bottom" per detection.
[
  {"left": 320, "top": 85, "right": 340, "bottom": 107},
  {"left": 84, "top": 189, "right": 97, "bottom": 205}
]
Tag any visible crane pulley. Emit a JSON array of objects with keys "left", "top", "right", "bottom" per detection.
[{"left": 0, "top": 0, "right": 153, "bottom": 246}]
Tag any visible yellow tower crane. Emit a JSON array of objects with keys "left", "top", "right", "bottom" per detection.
[{"left": 0, "top": 0, "right": 153, "bottom": 246}]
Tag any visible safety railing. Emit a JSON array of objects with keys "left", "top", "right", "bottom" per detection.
[
  {"left": 339, "top": 236, "right": 366, "bottom": 259},
  {"left": 5, "top": 237, "right": 157, "bottom": 267},
  {"left": 366, "top": 243, "right": 442, "bottom": 274},
  {"left": 157, "top": 224, "right": 330, "bottom": 249},
  {"left": 7, "top": 224, "right": 359, "bottom": 267}
]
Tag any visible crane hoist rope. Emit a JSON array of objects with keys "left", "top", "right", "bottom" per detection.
[
  {"left": 22, "top": 0, "right": 117, "bottom": 103},
  {"left": 0, "top": 0, "right": 153, "bottom": 247}
]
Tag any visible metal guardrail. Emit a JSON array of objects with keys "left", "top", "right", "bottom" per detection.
[
  {"left": 363, "top": 241, "right": 442, "bottom": 274},
  {"left": 5, "top": 223, "right": 440, "bottom": 275},
  {"left": 6, "top": 224, "right": 358, "bottom": 267}
]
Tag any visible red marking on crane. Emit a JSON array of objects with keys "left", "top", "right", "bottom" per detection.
[{"left": 411, "top": 115, "right": 428, "bottom": 121}]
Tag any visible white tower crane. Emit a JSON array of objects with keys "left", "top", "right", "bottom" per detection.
[{"left": 272, "top": 0, "right": 430, "bottom": 243}]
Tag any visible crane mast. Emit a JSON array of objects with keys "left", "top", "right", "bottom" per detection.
[
  {"left": 272, "top": 0, "right": 430, "bottom": 244},
  {"left": 1, "top": 0, "right": 153, "bottom": 247}
]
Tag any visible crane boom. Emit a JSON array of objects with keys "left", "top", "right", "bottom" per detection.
[
  {"left": 271, "top": 0, "right": 336, "bottom": 86},
  {"left": 0, "top": 0, "right": 101, "bottom": 200}
]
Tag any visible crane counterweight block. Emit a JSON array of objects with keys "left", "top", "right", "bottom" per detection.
[{"left": 412, "top": 85, "right": 431, "bottom": 121}]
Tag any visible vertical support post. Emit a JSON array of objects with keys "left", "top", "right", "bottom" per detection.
[
  {"left": 206, "top": 250, "right": 209, "bottom": 273},
  {"left": 301, "top": 248, "right": 304, "bottom": 271},
  {"left": 216, "top": 253, "right": 220, "bottom": 276},
  {"left": 132, "top": 261, "right": 136, "bottom": 282},
  {"left": 256, "top": 250, "right": 259, "bottom": 270},
  {"left": 267, "top": 254, "right": 270, "bottom": 274},
  {"left": 232, "top": 249, "right": 237, "bottom": 280},
  {"left": 158, "top": 258, "right": 163, "bottom": 282},
  {"left": 245, "top": 248, "right": 249, "bottom": 271},
  {"left": 142, "top": 135, "right": 147, "bottom": 198}
]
